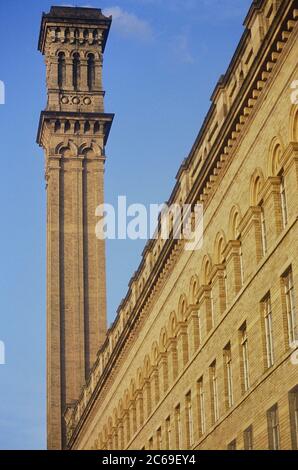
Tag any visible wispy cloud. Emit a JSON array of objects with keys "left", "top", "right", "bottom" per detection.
[
  {"left": 172, "top": 33, "right": 195, "bottom": 64},
  {"left": 128, "top": 0, "right": 248, "bottom": 20},
  {"left": 127, "top": 0, "right": 197, "bottom": 9},
  {"left": 103, "top": 6, "right": 153, "bottom": 41}
]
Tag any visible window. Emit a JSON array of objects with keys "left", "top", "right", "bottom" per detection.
[
  {"left": 289, "top": 386, "right": 298, "bottom": 449},
  {"left": 87, "top": 53, "right": 95, "bottom": 90},
  {"left": 165, "top": 417, "right": 171, "bottom": 450},
  {"left": 210, "top": 361, "right": 219, "bottom": 423},
  {"left": 224, "top": 343, "right": 234, "bottom": 408},
  {"left": 156, "top": 427, "right": 162, "bottom": 450},
  {"left": 186, "top": 392, "right": 194, "bottom": 448},
  {"left": 58, "top": 52, "right": 66, "bottom": 88},
  {"left": 262, "top": 294, "right": 274, "bottom": 368},
  {"left": 267, "top": 404, "right": 280, "bottom": 450},
  {"left": 239, "top": 243, "right": 244, "bottom": 286},
  {"left": 197, "top": 378, "right": 206, "bottom": 435},
  {"left": 198, "top": 312, "right": 202, "bottom": 345},
  {"left": 280, "top": 173, "right": 288, "bottom": 228},
  {"left": 224, "top": 268, "right": 228, "bottom": 307},
  {"left": 283, "top": 268, "right": 297, "bottom": 345},
  {"left": 210, "top": 288, "right": 215, "bottom": 327},
  {"left": 244, "top": 425, "right": 253, "bottom": 450},
  {"left": 72, "top": 52, "right": 80, "bottom": 90},
  {"left": 227, "top": 439, "right": 237, "bottom": 450},
  {"left": 175, "top": 405, "right": 182, "bottom": 450},
  {"left": 234, "top": 214, "right": 244, "bottom": 287},
  {"left": 240, "top": 323, "right": 250, "bottom": 392},
  {"left": 260, "top": 203, "right": 267, "bottom": 256}
]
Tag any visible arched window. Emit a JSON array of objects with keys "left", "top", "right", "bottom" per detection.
[
  {"left": 260, "top": 200, "right": 267, "bottom": 256},
  {"left": 87, "top": 53, "right": 95, "bottom": 91},
  {"left": 54, "top": 120, "right": 61, "bottom": 133},
  {"left": 279, "top": 171, "right": 288, "bottom": 228},
  {"left": 234, "top": 213, "right": 244, "bottom": 286},
  {"left": 230, "top": 209, "right": 244, "bottom": 288},
  {"left": 74, "top": 121, "right": 80, "bottom": 134},
  {"left": 73, "top": 53, "right": 80, "bottom": 90},
  {"left": 83, "top": 29, "right": 89, "bottom": 41},
  {"left": 58, "top": 52, "right": 66, "bottom": 88}
]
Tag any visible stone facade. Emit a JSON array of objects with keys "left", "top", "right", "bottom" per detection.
[{"left": 39, "top": 1, "right": 298, "bottom": 450}]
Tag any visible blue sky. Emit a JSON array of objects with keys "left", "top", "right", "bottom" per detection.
[{"left": 0, "top": 0, "right": 251, "bottom": 449}]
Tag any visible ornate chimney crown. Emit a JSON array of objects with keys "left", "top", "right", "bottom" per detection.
[{"left": 38, "top": 6, "right": 112, "bottom": 114}]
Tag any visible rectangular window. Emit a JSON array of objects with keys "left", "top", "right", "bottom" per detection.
[
  {"left": 244, "top": 425, "right": 253, "bottom": 450},
  {"left": 262, "top": 294, "right": 274, "bottom": 368},
  {"left": 156, "top": 427, "right": 162, "bottom": 450},
  {"left": 186, "top": 392, "right": 194, "bottom": 448},
  {"left": 224, "top": 343, "right": 234, "bottom": 408},
  {"left": 239, "top": 323, "right": 250, "bottom": 392},
  {"left": 165, "top": 416, "right": 171, "bottom": 450},
  {"left": 210, "top": 361, "right": 219, "bottom": 423},
  {"left": 260, "top": 204, "right": 267, "bottom": 256},
  {"left": 224, "top": 268, "right": 228, "bottom": 308},
  {"left": 198, "top": 312, "right": 202, "bottom": 345},
  {"left": 197, "top": 378, "right": 206, "bottom": 436},
  {"left": 267, "top": 404, "right": 280, "bottom": 450},
  {"left": 210, "top": 288, "right": 215, "bottom": 327},
  {"left": 280, "top": 174, "right": 288, "bottom": 228},
  {"left": 239, "top": 244, "right": 244, "bottom": 286},
  {"left": 227, "top": 439, "right": 237, "bottom": 450},
  {"left": 283, "top": 268, "right": 297, "bottom": 345},
  {"left": 175, "top": 404, "right": 182, "bottom": 450},
  {"left": 289, "top": 386, "right": 298, "bottom": 450}
]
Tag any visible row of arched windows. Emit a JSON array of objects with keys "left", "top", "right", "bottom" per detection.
[
  {"left": 54, "top": 27, "right": 100, "bottom": 43},
  {"left": 58, "top": 52, "right": 96, "bottom": 90},
  {"left": 54, "top": 120, "right": 100, "bottom": 134},
  {"left": 89, "top": 133, "right": 297, "bottom": 450}
]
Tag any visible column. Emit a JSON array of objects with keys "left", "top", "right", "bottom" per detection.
[
  {"left": 150, "top": 366, "right": 160, "bottom": 407},
  {"left": 187, "top": 306, "right": 200, "bottom": 358},
  {"left": 261, "top": 177, "right": 284, "bottom": 248},
  {"left": 223, "top": 240, "right": 243, "bottom": 302},
  {"left": 239, "top": 206, "right": 263, "bottom": 280},
  {"left": 177, "top": 324, "right": 189, "bottom": 372},
  {"left": 46, "top": 155, "right": 62, "bottom": 450},
  {"left": 158, "top": 352, "right": 168, "bottom": 395},
  {"left": 211, "top": 264, "right": 227, "bottom": 317},
  {"left": 167, "top": 338, "right": 178, "bottom": 384}
]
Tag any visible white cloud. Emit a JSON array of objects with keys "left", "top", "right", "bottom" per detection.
[{"left": 103, "top": 6, "right": 153, "bottom": 41}]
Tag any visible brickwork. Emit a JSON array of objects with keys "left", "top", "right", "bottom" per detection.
[
  {"left": 37, "top": 6, "right": 113, "bottom": 449},
  {"left": 38, "top": 1, "right": 298, "bottom": 451}
]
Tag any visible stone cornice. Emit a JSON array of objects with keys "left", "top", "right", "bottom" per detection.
[{"left": 36, "top": 110, "right": 114, "bottom": 147}]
